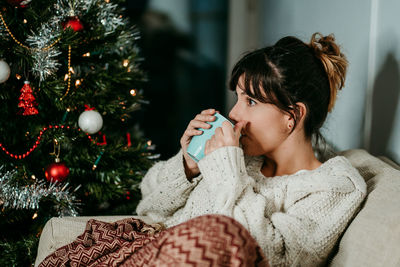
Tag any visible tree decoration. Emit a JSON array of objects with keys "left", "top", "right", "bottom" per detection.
[
  {"left": 60, "top": 45, "right": 72, "bottom": 101},
  {"left": 45, "top": 161, "right": 70, "bottom": 183},
  {"left": 92, "top": 150, "right": 104, "bottom": 170},
  {"left": 62, "top": 16, "right": 84, "bottom": 32},
  {"left": 45, "top": 139, "right": 70, "bottom": 183},
  {"left": 0, "top": 124, "right": 108, "bottom": 160},
  {"left": 18, "top": 81, "right": 39, "bottom": 115},
  {"left": 6, "top": 0, "right": 31, "bottom": 7},
  {"left": 126, "top": 132, "right": 132, "bottom": 147},
  {"left": 0, "top": 166, "right": 78, "bottom": 215},
  {"left": 78, "top": 106, "right": 103, "bottom": 134},
  {"left": 0, "top": 59, "right": 11, "bottom": 83}
]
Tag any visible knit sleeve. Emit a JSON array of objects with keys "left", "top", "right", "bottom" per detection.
[
  {"left": 197, "top": 147, "right": 366, "bottom": 266},
  {"left": 136, "top": 150, "right": 202, "bottom": 222},
  {"left": 197, "top": 146, "right": 254, "bottom": 214}
]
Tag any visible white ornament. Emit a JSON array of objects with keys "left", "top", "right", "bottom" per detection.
[
  {"left": 78, "top": 110, "right": 103, "bottom": 134},
  {"left": 0, "top": 60, "right": 11, "bottom": 83}
]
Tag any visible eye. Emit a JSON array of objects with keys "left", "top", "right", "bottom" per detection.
[{"left": 246, "top": 97, "right": 257, "bottom": 106}]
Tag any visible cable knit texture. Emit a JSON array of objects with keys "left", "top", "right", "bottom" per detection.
[{"left": 136, "top": 146, "right": 367, "bottom": 267}]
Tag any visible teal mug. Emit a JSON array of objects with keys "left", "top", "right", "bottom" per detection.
[{"left": 186, "top": 113, "right": 234, "bottom": 162}]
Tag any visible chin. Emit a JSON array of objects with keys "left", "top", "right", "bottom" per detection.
[
  {"left": 240, "top": 137, "right": 264, "bottom": 156},
  {"left": 240, "top": 143, "right": 259, "bottom": 156}
]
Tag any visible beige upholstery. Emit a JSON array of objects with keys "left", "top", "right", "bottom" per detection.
[
  {"left": 327, "top": 149, "right": 400, "bottom": 267},
  {"left": 35, "top": 149, "right": 400, "bottom": 267}
]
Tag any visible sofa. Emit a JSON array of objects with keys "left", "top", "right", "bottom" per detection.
[{"left": 34, "top": 149, "right": 400, "bottom": 267}]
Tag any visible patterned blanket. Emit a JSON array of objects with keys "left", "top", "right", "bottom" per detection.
[{"left": 38, "top": 214, "right": 268, "bottom": 266}]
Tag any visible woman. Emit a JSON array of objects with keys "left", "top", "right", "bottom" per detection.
[{"left": 136, "top": 33, "right": 367, "bottom": 266}]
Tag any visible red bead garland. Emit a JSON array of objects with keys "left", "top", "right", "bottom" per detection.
[{"left": 0, "top": 125, "right": 104, "bottom": 160}]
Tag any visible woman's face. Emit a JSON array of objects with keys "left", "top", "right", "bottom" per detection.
[{"left": 229, "top": 78, "right": 291, "bottom": 157}]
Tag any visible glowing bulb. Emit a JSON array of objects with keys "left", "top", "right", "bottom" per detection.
[
  {"left": 64, "top": 74, "right": 69, "bottom": 81},
  {"left": 122, "top": 59, "right": 129, "bottom": 67},
  {"left": 32, "top": 212, "right": 38, "bottom": 219},
  {"left": 23, "top": 19, "right": 27, "bottom": 24},
  {"left": 75, "top": 79, "right": 81, "bottom": 86},
  {"left": 130, "top": 89, "right": 136, "bottom": 96},
  {"left": 147, "top": 140, "right": 152, "bottom": 146},
  {"left": 69, "top": 67, "right": 75, "bottom": 74},
  {"left": 82, "top": 52, "right": 90, "bottom": 57},
  {"left": 16, "top": 74, "right": 22, "bottom": 80}
]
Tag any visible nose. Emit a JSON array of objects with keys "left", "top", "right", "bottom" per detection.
[{"left": 228, "top": 102, "right": 240, "bottom": 124}]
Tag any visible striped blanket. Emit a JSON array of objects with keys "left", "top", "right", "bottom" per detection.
[{"left": 38, "top": 214, "right": 268, "bottom": 266}]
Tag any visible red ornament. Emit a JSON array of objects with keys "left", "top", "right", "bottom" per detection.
[
  {"left": 63, "top": 17, "right": 84, "bottom": 32},
  {"left": 18, "top": 81, "right": 38, "bottom": 116},
  {"left": 45, "top": 161, "right": 70, "bottom": 183}
]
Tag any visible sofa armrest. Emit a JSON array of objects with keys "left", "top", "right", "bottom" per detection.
[
  {"left": 329, "top": 149, "right": 400, "bottom": 267},
  {"left": 34, "top": 215, "right": 154, "bottom": 267}
]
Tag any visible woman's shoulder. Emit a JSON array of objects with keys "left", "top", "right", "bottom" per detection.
[{"left": 287, "top": 156, "right": 367, "bottom": 195}]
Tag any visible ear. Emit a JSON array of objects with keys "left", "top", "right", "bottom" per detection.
[
  {"left": 295, "top": 102, "right": 307, "bottom": 124},
  {"left": 286, "top": 102, "right": 307, "bottom": 130}
]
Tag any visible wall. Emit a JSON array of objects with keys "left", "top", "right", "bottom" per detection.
[
  {"left": 227, "top": 0, "right": 400, "bottom": 162},
  {"left": 260, "top": 0, "right": 371, "bottom": 152},
  {"left": 372, "top": 0, "right": 400, "bottom": 162}
]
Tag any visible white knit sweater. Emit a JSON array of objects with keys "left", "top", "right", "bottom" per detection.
[{"left": 136, "top": 146, "right": 367, "bottom": 266}]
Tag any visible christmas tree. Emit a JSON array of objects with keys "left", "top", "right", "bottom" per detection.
[{"left": 0, "top": 0, "right": 155, "bottom": 265}]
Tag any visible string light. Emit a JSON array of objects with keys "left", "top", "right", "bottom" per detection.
[
  {"left": 130, "top": 89, "right": 136, "bottom": 96},
  {"left": 122, "top": 59, "right": 129, "bottom": 67},
  {"left": 15, "top": 74, "right": 22, "bottom": 80},
  {"left": 82, "top": 52, "right": 90, "bottom": 57},
  {"left": 23, "top": 19, "right": 27, "bottom": 24},
  {"left": 32, "top": 212, "right": 38, "bottom": 219},
  {"left": 75, "top": 79, "right": 81, "bottom": 87},
  {"left": 60, "top": 45, "right": 72, "bottom": 101}
]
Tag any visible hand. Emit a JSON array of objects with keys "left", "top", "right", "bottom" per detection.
[
  {"left": 204, "top": 120, "right": 246, "bottom": 156},
  {"left": 180, "top": 109, "right": 217, "bottom": 179}
]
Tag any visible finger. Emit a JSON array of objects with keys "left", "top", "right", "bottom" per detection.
[
  {"left": 221, "top": 121, "right": 234, "bottom": 136},
  {"left": 204, "top": 139, "right": 210, "bottom": 155},
  {"left": 194, "top": 114, "right": 216, "bottom": 123},
  {"left": 201, "top": 108, "right": 216, "bottom": 115},
  {"left": 214, "top": 126, "right": 224, "bottom": 138},
  {"left": 188, "top": 119, "right": 211, "bottom": 130},
  {"left": 184, "top": 128, "right": 203, "bottom": 137},
  {"left": 234, "top": 121, "right": 247, "bottom": 137}
]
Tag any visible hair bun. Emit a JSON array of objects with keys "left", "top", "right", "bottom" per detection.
[{"left": 309, "top": 33, "right": 348, "bottom": 112}]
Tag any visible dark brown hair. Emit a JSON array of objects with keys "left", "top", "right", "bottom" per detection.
[{"left": 229, "top": 32, "right": 348, "bottom": 140}]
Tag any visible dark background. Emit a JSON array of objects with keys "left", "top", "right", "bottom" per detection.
[{"left": 124, "top": 0, "right": 228, "bottom": 159}]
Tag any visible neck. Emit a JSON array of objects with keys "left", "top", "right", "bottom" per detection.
[{"left": 261, "top": 134, "right": 321, "bottom": 177}]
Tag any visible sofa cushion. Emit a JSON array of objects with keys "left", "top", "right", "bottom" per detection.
[{"left": 328, "top": 149, "right": 400, "bottom": 267}]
